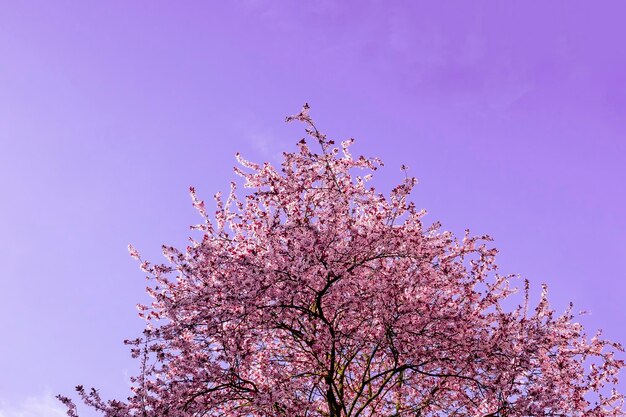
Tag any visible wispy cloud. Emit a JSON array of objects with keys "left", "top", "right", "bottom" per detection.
[
  {"left": 0, "top": 392, "right": 67, "bottom": 417},
  {"left": 248, "top": 131, "right": 277, "bottom": 159}
]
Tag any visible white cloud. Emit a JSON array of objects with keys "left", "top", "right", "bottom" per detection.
[
  {"left": 244, "top": 128, "right": 283, "bottom": 163},
  {"left": 248, "top": 132, "right": 274, "bottom": 157},
  {"left": 0, "top": 392, "right": 67, "bottom": 417}
]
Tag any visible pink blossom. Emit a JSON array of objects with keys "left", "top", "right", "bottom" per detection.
[{"left": 61, "top": 106, "right": 624, "bottom": 417}]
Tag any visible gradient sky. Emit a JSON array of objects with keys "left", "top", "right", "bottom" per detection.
[{"left": 1, "top": 2, "right": 625, "bottom": 416}]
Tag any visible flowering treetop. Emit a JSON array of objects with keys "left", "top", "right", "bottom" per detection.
[{"left": 60, "top": 105, "right": 624, "bottom": 417}]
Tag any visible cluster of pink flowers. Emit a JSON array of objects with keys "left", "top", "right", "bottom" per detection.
[{"left": 60, "top": 105, "right": 624, "bottom": 416}]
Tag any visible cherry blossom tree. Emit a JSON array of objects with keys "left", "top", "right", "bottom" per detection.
[{"left": 60, "top": 105, "right": 624, "bottom": 416}]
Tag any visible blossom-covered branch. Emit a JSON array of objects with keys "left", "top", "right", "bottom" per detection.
[{"left": 60, "top": 105, "right": 624, "bottom": 417}]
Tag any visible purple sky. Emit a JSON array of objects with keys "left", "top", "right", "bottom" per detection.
[{"left": 1, "top": 2, "right": 625, "bottom": 415}]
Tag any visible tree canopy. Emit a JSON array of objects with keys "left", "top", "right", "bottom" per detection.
[{"left": 60, "top": 105, "right": 624, "bottom": 417}]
